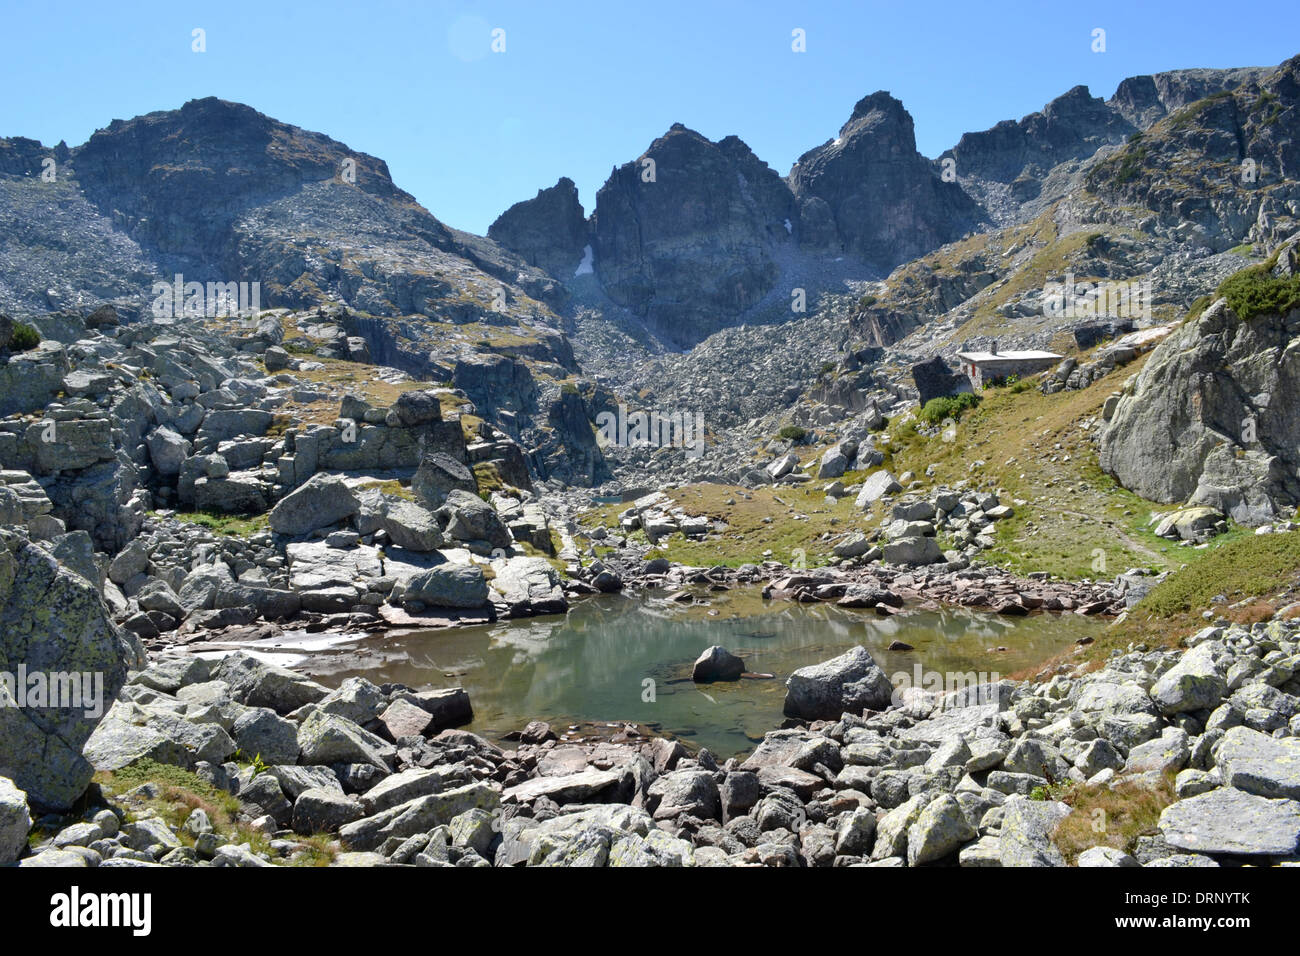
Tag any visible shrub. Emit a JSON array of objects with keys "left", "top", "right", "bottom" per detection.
[
  {"left": 778, "top": 425, "right": 808, "bottom": 442},
  {"left": 918, "top": 392, "right": 981, "bottom": 425},
  {"left": 8, "top": 322, "right": 40, "bottom": 351},
  {"left": 1216, "top": 262, "right": 1300, "bottom": 321}
]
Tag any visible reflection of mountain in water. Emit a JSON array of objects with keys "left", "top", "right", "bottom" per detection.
[{"left": 316, "top": 589, "right": 1103, "bottom": 756}]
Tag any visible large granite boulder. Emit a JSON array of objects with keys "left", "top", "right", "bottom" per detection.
[
  {"left": 436, "top": 489, "right": 513, "bottom": 550},
  {"left": 0, "top": 775, "right": 31, "bottom": 864},
  {"left": 0, "top": 532, "right": 139, "bottom": 810},
  {"left": 783, "top": 645, "right": 893, "bottom": 721},
  {"left": 490, "top": 556, "right": 567, "bottom": 618},
  {"left": 1101, "top": 251, "right": 1300, "bottom": 525},
  {"left": 401, "top": 563, "right": 490, "bottom": 610},
  {"left": 269, "top": 473, "right": 359, "bottom": 535},
  {"left": 412, "top": 452, "right": 477, "bottom": 509}
]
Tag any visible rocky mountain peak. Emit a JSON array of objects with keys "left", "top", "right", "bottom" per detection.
[
  {"left": 590, "top": 123, "right": 795, "bottom": 348},
  {"left": 788, "top": 92, "right": 985, "bottom": 268},
  {"left": 488, "top": 176, "right": 588, "bottom": 278}
]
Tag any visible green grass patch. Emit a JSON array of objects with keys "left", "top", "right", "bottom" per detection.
[
  {"left": 919, "top": 392, "right": 981, "bottom": 425},
  {"left": 1135, "top": 530, "right": 1300, "bottom": 618},
  {"left": 172, "top": 511, "right": 270, "bottom": 537}
]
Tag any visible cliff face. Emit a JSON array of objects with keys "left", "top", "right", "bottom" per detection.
[
  {"left": 1100, "top": 236, "right": 1300, "bottom": 525},
  {"left": 1087, "top": 54, "right": 1300, "bottom": 252},
  {"left": 488, "top": 177, "right": 588, "bottom": 279},
  {"left": 591, "top": 124, "right": 796, "bottom": 348},
  {"left": 788, "top": 92, "right": 987, "bottom": 268},
  {"left": 943, "top": 86, "right": 1136, "bottom": 199}
]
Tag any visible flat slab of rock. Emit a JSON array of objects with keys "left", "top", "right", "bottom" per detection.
[
  {"left": 1214, "top": 726, "right": 1300, "bottom": 800},
  {"left": 1159, "top": 787, "right": 1300, "bottom": 856},
  {"left": 503, "top": 767, "right": 628, "bottom": 805},
  {"left": 378, "top": 605, "right": 493, "bottom": 629}
]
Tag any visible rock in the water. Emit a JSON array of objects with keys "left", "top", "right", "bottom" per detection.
[
  {"left": 692, "top": 645, "right": 746, "bottom": 683},
  {"left": 783, "top": 645, "right": 893, "bottom": 721}
]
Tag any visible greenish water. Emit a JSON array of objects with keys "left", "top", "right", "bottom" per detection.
[{"left": 302, "top": 588, "right": 1104, "bottom": 758}]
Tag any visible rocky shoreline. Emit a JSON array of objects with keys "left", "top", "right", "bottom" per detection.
[{"left": 6, "top": 577, "right": 1300, "bottom": 866}]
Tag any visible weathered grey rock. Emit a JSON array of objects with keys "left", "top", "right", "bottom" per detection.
[
  {"left": 647, "top": 769, "right": 720, "bottom": 821},
  {"left": 855, "top": 470, "right": 902, "bottom": 508},
  {"left": 377, "top": 499, "right": 443, "bottom": 552},
  {"left": 412, "top": 453, "right": 477, "bottom": 509},
  {"left": 504, "top": 767, "right": 629, "bottom": 805},
  {"left": 1100, "top": 290, "right": 1300, "bottom": 525},
  {"left": 1077, "top": 846, "right": 1140, "bottom": 867},
  {"left": 1150, "top": 642, "right": 1227, "bottom": 714},
  {"left": 490, "top": 556, "right": 567, "bottom": 618},
  {"left": 231, "top": 707, "right": 300, "bottom": 766},
  {"left": 436, "top": 490, "right": 512, "bottom": 549},
  {"left": 784, "top": 645, "right": 893, "bottom": 721},
  {"left": 297, "top": 710, "right": 395, "bottom": 773},
  {"left": 999, "top": 796, "right": 1070, "bottom": 867},
  {"left": 401, "top": 562, "right": 490, "bottom": 610},
  {"left": 871, "top": 792, "right": 929, "bottom": 860},
  {"left": 339, "top": 783, "right": 501, "bottom": 852},
  {"left": 269, "top": 473, "right": 359, "bottom": 536},
  {"left": 1126, "top": 727, "right": 1190, "bottom": 774},
  {"left": 292, "top": 787, "right": 364, "bottom": 834},
  {"left": 146, "top": 426, "right": 190, "bottom": 477},
  {"left": 361, "top": 766, "right": 472, "bottom": 815},
  {"left": 0, "top": 776, "right": 31, "bottom": 864},
  {"left": 316, "top": 677, "right": 388, "bottom": 726},
  {"left": 692, "top": 645, "right": 745, "bottom": 683},
  {"left": 1214, "top": 726, "right": 1300, "bottom": 800},
  {"left": 376, "top": 699, "right": 433, "bottom": 740},
  {"left": 882, "top": 535, "right": 943, "bottom": 566},
  {"left": 192, "top": 473, "right": 269, "bottom": 515},
  {"left": 908, "top": 794, "right": 977, "bottom": 865},
  {"left": 216, "top": 652, "right": 329, "bottom": 714},
  {"left": 0, "top": 534, "right": 136, "bottom": 810},
  {"left": 1159, "top": 787, "right": 1300, "bottom": 856}
]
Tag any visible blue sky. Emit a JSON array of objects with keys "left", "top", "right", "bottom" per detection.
[{"left": 3, "top": 1, "right": 1298, "bottom": 234}]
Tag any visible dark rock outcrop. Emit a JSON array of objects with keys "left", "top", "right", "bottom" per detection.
[
  {"left": 592, "top": 124, "right": 796, "bottom": 348},
  {"left": 488, "top": 177, "right": 588, "bottom": 278},
  {"left": 911, "top": 356, "right": 973, "bottom": 406},
  {"left": 788, "top": 92, "right": 986, "bottom": 269}
]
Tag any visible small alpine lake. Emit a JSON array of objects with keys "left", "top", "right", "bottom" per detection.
[{"left": 287, "top": 588, "right": 1105, "bottom": 758}]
